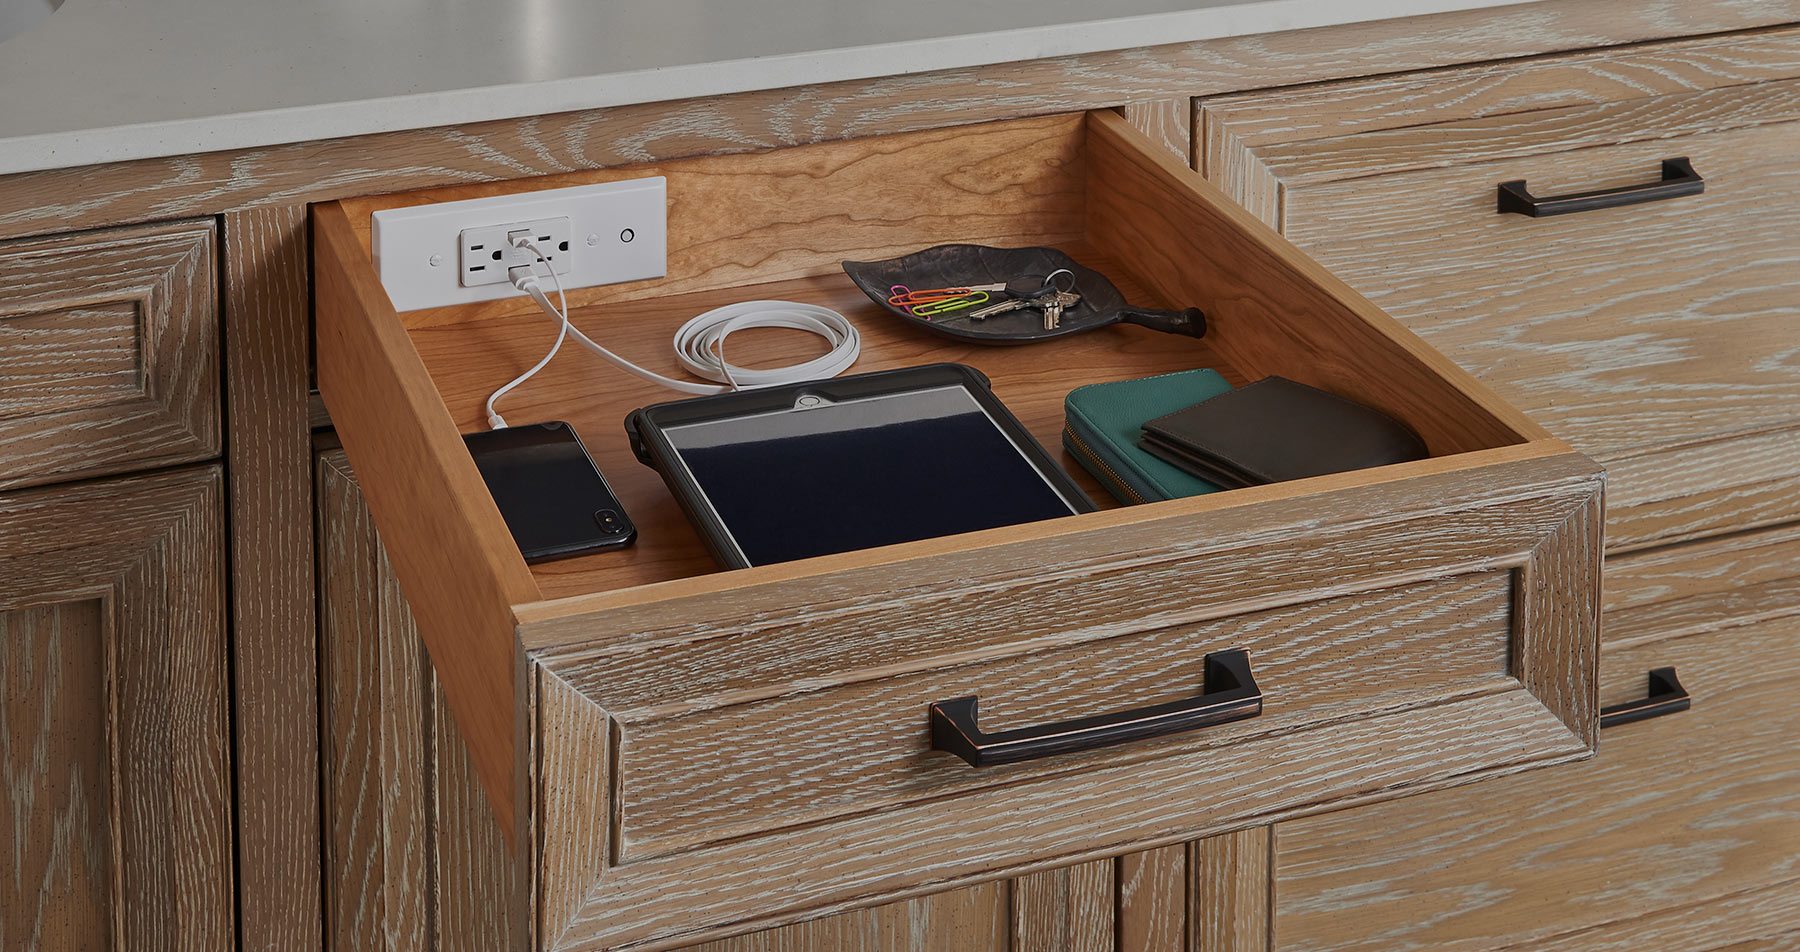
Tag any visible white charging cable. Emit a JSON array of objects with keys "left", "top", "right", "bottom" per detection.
[{"left": 485, "top": 234, "right": 860, "bottom": 429}]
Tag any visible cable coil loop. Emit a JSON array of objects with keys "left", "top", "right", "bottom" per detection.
[{"left": 485, "top": 236, "right": 859, "bottom": 428}]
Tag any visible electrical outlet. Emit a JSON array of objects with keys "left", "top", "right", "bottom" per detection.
[
  {"left": 459, "top": 217, "right": 572, "bottom": 287},
  {"left": 371, "top": 177, "right": 667, "bottom": 311}
]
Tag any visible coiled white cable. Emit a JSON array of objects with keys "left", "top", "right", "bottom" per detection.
[{"left": 485, "top": 235, "right": 860, "bottom": 429}]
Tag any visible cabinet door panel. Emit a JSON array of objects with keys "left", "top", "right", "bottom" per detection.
[
  {"left": 317, "top": 449, "right": 518, "bottom": 952},
  {"left": 0, "top": 222, "right": 220, "bottom": 491},
  {"left": 0, "top": 467, "right": 229, "bottom": 951}
]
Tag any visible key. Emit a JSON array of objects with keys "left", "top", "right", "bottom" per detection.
[
  {"left": 967, "top": 282, "right": 1058, "bottom": 320},
  {"left": 967, "top": 296, "right": 1037, "bottom": 320},
  {"left": 1041, "top": 290, "right": 1081, "bottom": 329}
]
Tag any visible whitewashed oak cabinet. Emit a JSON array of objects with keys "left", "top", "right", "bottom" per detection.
[{"left": 4, "top": 9, "right": 1797, "bottom": 952}]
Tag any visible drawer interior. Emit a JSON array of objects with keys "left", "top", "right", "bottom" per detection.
[{"left": 321, "top": 110, "right": 1539, "bottom": 601}]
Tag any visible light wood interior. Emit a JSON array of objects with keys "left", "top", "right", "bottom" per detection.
[
  {"left": 413, "top": 251, "right": 1211, "bottom": 598},
  {"left": 333, "top": 110, "right": 1536, "bottom": 601}
]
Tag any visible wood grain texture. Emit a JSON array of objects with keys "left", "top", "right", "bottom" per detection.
[
  {"left": 1, "top": 601, "right": 113, "bottom": 952},
  {"left": 526, "top": 446, "right": 1604, "bottom": 946},
  {"left": 1709, "top": 924, "right": 1800, "bottom": 952},
  {"left": 315, "top": 200, "right": 541, "bottom": 842},
  {"left": 1200, "top": 35, "right": 1800, "bottom": 553},
  {"left": 612, "top": 572, "right": 1517, "bottom": 861},
  {"left": 1604, "top": 521, "right": 1800, "bottom": 646},
  {"left": 1501, "top": 878, "right": 1800, "bottom": 952},
  {"left": 410, "top": 250, "right": 1200, "bottom": 596},
  {"left": 372, "top": 111, "right": 1568, "bottom": 604},
  {"left": 1190, "top": 828, "right": 1269, "bottom": 952},
  {"left": 1117, "top": 845, "right": 1186, "bottom": 952},
  {"left": 429, "top": 649, "right": 522, "bottom": 952},
  {"left": 5, "top": 0, "right": 1795, "bottom": 242},
  {"left": 319, "top": 451, "right": 432, "bottom": 952},
  {"left": 337, "top": 113, "right": 1087, "bottom": 329},
  {"left": 1515, "top": 488, "right": 1604, "bottom": 751},
  {"left": 543, "top": 692, "right": 1583, "bottom": 952},
  {"left": 529, "top": 452, "right": 1599, "bottom": 704},
  {"left": 676, "top": 881, "right": 1009, "bottom": 952},
  {"left": 1119, "top": 100, "right": 1193, "bottom": 164},
  {"left": 1013, "top": 860, "right": 1114, "bottom": 952},
  {"left": 1259, "top": 78, "right": 1800, "bottom": 188},
  {"left": 1081, "top": 110, "right": 1541, "bottom": 457},
  {"left": 1274, "top": 614, "right": 1800, "bottom": 952},
  {"left": 319, "top": 108, "right": 1602, "bottom": 882},
  {"left": 223, "top": 203, "right": 323, "bottom": 952},
  {"left": 0, "top": 220, "right": 219, "bottom": 490},
  {"left": 1282, "top": 124, "right": 1800, "bottom": 553},
  {"left": 0, "top": 466, "right": 232, "bottom": 952},
  {"left": 1199, "top": 29, "right": 1800, "bottom": 176},
  {"left": 317, "top": 108, "right": 1607, "bottom": 949},
  {"left": 317, "top": 450, "right": 519, "bottom": 952}
]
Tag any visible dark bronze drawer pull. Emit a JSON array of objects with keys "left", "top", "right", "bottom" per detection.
[
  {"left": 1497, "top": 158, "right": 1702, "bottom": 217},
  {"left": 928, "top": 648, "right": 1261, "bottom": 767},
  {"left": 1599, "top": 666, "right": 1691, "bottom": 729}
]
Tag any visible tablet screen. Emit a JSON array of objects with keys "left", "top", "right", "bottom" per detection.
[{"left": 660, "top": 384, "right": 1080, "bottom": 565}]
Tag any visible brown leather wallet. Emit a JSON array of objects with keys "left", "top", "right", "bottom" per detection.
[{"left": 1137, "top": 376, "right": 1427, "bottom": 489}]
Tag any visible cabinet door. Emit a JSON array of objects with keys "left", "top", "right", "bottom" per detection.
[
  {"left": 0, "top": 466, "right": 230, "bottom": 951},
  {"left": 317, "top": 449, "right": 519, "bottom": 952}
]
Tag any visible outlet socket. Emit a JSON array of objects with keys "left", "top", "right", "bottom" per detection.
[
  {"left": 371, "top": 177, "right": 667, "bottom": 311},
  {"left": 459, "top": 217, "right": 573, "bottom": 287}
]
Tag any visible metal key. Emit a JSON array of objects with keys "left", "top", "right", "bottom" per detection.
[
  {"left": 1040, "top": 290, "right": 1081, "bottom": 329},
  {"left": 967, "top": 283, "right": 1058, "bottom": 320}
]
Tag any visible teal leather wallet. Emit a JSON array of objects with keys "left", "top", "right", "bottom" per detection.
[{"left": 1063, "top": 368, "right": 1232, "bottom": 504}]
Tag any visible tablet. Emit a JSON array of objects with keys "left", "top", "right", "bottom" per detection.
[{"left": 626, "top": 364, "right": 1094, "bottom": 568}]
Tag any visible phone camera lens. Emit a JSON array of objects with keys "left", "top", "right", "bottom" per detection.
[{"left": 594, "top": 509, "right": 621, "bottom": 528}]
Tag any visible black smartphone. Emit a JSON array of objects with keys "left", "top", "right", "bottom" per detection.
[{"left": 463, "top": 421, "right": 636, "bottom": 562}]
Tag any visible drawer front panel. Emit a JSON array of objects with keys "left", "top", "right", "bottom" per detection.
[
  {"left": 0, "top": 221, "right": 220, "bottom": 488},
  {"left": 1605, "top": 522, "right": 1800, "bottom": 643},
  {"left": 1272, "top": 607, "right": 1800, "bottom": 952},
  {"left": 1200, "top": 36, "right": 1800, "bottom": 552},
  {"left": 1278, "top": 122, "right": 1800, "bottom": 555},
  {"left": 528, "top": 457, "right": 1603, "bottom": 951},
  {"left": 616, "top": 571, "right": 1512, "bottom": 861}
]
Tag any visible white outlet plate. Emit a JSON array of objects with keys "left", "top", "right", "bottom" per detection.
[
  {"left": 458, "top": 216, "right": 572, "bottom": 287},
  {"left": 371, "top": 177, "right": 667, "bottom": 312}
]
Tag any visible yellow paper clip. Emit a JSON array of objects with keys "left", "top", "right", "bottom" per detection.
[{"left": 909, "top": 291, "right": 990, "bottom": 316}]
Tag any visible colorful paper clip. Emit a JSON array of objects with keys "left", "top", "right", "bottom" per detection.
[{"left": 888, "top": 284, "right": 995, "bottom": 317}]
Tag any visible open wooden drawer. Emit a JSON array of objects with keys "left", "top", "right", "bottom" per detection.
[{"left": 313, "top": 111, "right": 1605, "bottom": 951}]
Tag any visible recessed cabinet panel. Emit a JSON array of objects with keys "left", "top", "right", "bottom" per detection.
[
  {"left": 0, "top": 467, "right": 231, "bottom": 951},
  {"left": 0, "top": 221, "right": 220, "bottom": 490}
]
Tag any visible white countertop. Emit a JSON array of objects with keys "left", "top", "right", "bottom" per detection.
[{"left": 0, "top": 0, "right": 1534, "bottom": 176}]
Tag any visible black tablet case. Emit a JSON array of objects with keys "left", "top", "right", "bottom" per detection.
[{"left": 626, "top": 364, "right": 1094, "bottom": 569}]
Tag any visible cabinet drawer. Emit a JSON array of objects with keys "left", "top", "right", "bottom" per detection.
[
  {"left": 1274, "top": 524, "right": 1800, "bottom": 952},
  {"left": 0, "top": 221, "right": 220, "bottom": 489},
  {"left": 313, "top": 110, "right": 1603, "bottom": 950},
  {"left": 1199, "top": 30, "right": 1800, "bottom": 553}
]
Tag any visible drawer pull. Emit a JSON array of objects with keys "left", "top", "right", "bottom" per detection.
[
  {"left": 1497, "top": 158, "right": 1702, "bottom": 217},
  {"left": 929, "top": 649, "right": 1261, "bottom": 767},
  {"left": 1599, "top": 666, "right": 1691, "bottom": 729}
]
